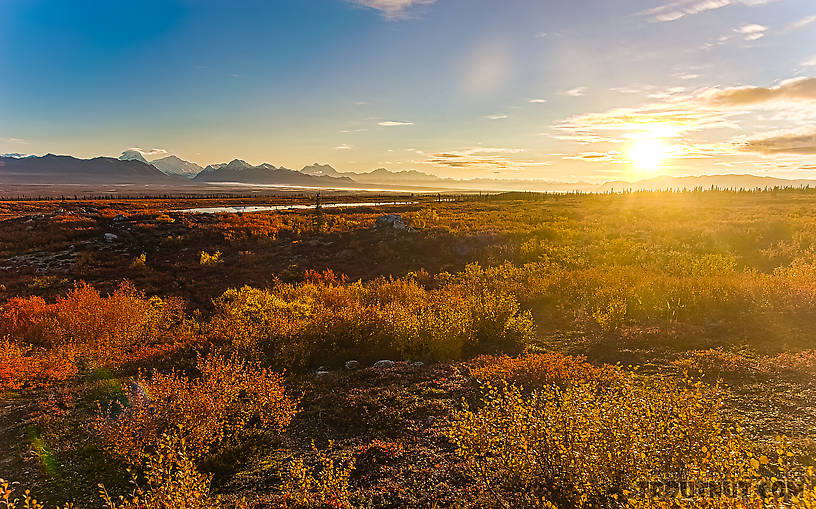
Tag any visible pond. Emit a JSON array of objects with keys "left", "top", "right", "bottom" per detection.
[{"left": 177, "top": 201, "right": 417, "bottom": 214}]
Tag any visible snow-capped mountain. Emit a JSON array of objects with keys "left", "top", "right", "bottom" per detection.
[
  {"left": 150, "top": 155, "right": 203, "bottom": 179},
  {"left": 300, "top": 163, "right": 341, "bottom": 177},
  {"left": 119, "top": 150, "right": 149, "bottom": 164}
]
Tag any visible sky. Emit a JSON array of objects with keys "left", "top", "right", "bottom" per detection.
[{"left": 0, "top": 0, "right": 815, "bottom": 183}]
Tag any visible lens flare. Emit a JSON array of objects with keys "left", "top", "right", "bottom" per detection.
[{"left": 628, "top": 138, "right": 667, "bottom": 172}]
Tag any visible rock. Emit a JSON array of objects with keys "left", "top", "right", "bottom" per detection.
[
  {"left": 373, "top": 359, "right": 395, "bottom": 369},
  {"left": 113, "top": 214, "right": 127, "bottom": 222},
  {"left": 375, "top": 214, "right": 411, "bottom": 231},
  {"left": 315, "top": 370, "right": 332, "bottom": 382},
  {"left": 345, "top": 360, "right": 360, "bottom": 370},
  {"left": 104, "top": 233, "right": 118, "bottom": 242},
  {"left": 412, "top": 361, "right": 424, "bottom": 368}
]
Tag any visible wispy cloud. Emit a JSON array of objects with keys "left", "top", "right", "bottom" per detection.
[
  {"left": 787, "top": 14, "right": 816, "bottom": 30},
  {"left": 529, "top": 98, "right": 548, "bottom": 103},
  {"left": 0, "top": 137, "right": 26, "bottom": 144},
  {"left": 126, "top": 147, "right": 168, "bottom": 157},
  {"left": 564, "top": 87, "right": 588, "bottom": 97},
  {"left": 339, "top": 128, "right": 369, "bottom": 133},
  {"left": 734, "top": 24, "right": 768, "bottom": 40},
  {"left": 703, "top": 77, "right": 816, "bottom": 106},
  {"left": 426, "top": 147, "right": 548, "bottom": 171},
  {"left": 803, "top": 56, "right": 816, "bottom": 67},
  {"left": 378, "top": 121, "right": 414, "bottom": 126},
  {"left": 334, "top": 144, "right": 353, "bottom": 150},
  {"left": 641, "top": 0, "right": 777, "bottom": 22},
  {"left": 737, "top": 128, "right": 816, "bottom": 154},
  {"left": 484, "top": 114, "right": 509, "bottom": 120},
  {"left": 351, "top": 0, "right": 435, "bottom": 19},
  {"left": 553, "top": 77, "right": 816, "bottom": 163}
]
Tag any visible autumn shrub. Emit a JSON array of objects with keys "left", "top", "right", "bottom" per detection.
[
  {"left": 283, "top": 441, "right": 356, "bottom": 509},
  {"left": 209, "top": 274, "right": 535, "bottom": 366},
  {"left": 0, "top": 339, "right": 77, "bottom": 390},
  {"left": 0, "top": 282, "right": 195, "bottom": 368},
  {"left": 199, "top": 250, "right": 223, "bottom": 266},
  {"left": 93, "top": 354, "right": 297, "bottom": 467},
  {"left": 99, "top": 433, "right": 221, "bottom": 509},
  {"left": 470, "top": 352, "right": 619, "bottom": 389},
  {"left": 446, "top": 370, "right": 749, "bottom": 508},
  {"left": 673, "top": 348, "right": 760, "bottom": 380}
]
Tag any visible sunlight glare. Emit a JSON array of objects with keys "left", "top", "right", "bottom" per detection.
[{"left": 628, "top": 138, "right": 667, "bottom": 173}]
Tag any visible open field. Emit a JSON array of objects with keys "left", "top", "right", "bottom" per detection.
[{"left": 4, "top": 189, "right": 816, "bottom": 508}]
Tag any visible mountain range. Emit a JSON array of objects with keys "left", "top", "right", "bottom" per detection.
[{"left": 3, "top": 152, "right": 816, "bottom": 193}]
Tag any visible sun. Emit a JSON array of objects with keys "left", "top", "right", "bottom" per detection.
[{"left": 628, "top": 138, "right": 668, "bottom": 173}]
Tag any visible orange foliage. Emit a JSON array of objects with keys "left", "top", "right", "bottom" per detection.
[
  {"left": 0, "top": 339, "right": 77, "bottom": 391},
  {"left": 469, "top": 352, "right": 619, "bottom": 388},
  {"left": 93, "top": 354, "right": 298, "bottom": 466},
  {"left": 1, "top": 282, "right": 195, "bottom": 367}
]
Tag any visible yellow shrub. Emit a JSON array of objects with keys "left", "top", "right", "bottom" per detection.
[
  {"left": 446, "top": 371, "right": 747, "bottom": 508},
  {"left": 283, "top": 441, "right": 356, "bottom": 509},
  {"left": 199, "top": 250, "right": 223, "bottom": 266}
]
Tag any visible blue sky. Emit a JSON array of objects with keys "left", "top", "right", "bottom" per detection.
[{"left": 1, "top": 0, "right": 815, "bottom": 182}]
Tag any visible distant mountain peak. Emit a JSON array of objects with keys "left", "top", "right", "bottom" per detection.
[
  {"left": 119, "top": 150, "right": 149, "bottom": 164},
  {"left": 150, "top": 155, "right": 203, "bottom": 179},
  {"left": 301, "top": 163, "right": 340, "bottom": 177}
]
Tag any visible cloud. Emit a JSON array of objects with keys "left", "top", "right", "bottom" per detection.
[
  {"left": 787, "top": 15, "right": 816, "bottom": 30},
  {"left": 529, "top": 98, "right": 548, "bottom": 103},
  {"left": 734, "top": 24, "right": 767, "bottom": 40},
  {"left": 351, "top": 0, "right": 435, "bottom": 19},
  {"left": 802, "top": 56, "right": 816, "bottom": 67},
  {"left": 484, "top": 114, "right": 509, "bottom": 120},
  {"left": 641, "top": 0, "right": 777, "bottom": 22},
  {"left": 339, "top": 128, "right": 368, "bottom": 133},
  {"left": 126, "top": 147, "right": 168, "bottom": 157},
  {"left": 553, "top": 77, "right": 816, "bottom": 164},
  {"left": 738, "top": 128, "right": 816, "bottom": 154},
  {"left": 378, "top": 121, "right": 414, "bottom": 126},
  {"left": 563, "top": 151, "right": 624, "bottom": 163},
  {"left": 564, "top": 87, "right": 588, "bottom": 97},
  {"left": 703, "top": 77, "right": 816, "bottom": 106},
  {"left": 334, "top": 144, "right": 353, "bottom": 150},
  {"left": 0, "top": 137, "right": 26, "bottom": 144},
  {"left": 426, "top": 147, "right": 544, "bottom": 171}
]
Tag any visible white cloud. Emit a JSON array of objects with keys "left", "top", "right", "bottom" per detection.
[
  {"left": 529, "top": 98, "right": 548, "bottom": 103},
  {"left": 803, "top": 56, "right": 816, "bottom": 67},
  {"left": 126, "top": 147, "right": 168, "bottom": 157},
  {"left": 642, "top": 0, "right": 777, "bottom": 22},
  {"left": 0, "top": 137, "right": 26, "bottom": 144},
  {"left": 334, "top": 144, "right": 353, "bottom": 150},
  {"left": 351, "top": 0, "right": 435, "bottom": 19},
  {"left": 787, "top": 15, "right": 816, "bottom": 30},
  {"left": 565, "top": 87, "right": 588, "bottom": 97},
  {"left": 485, "top": 114, "right": 509, "bottom": 120},
  {"left": 339, "top": 128, "right": 368, "bottom": 133},
  {"left": 734, "top": 24, "right": 767, "bottom": 40},
  {"left": 378, "top": 121, "right": 414, "bottom": 126}
]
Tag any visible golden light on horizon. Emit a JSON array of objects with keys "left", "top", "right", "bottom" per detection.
[{"left": 628, "top": 138, "right": 668, "bottom": 173}]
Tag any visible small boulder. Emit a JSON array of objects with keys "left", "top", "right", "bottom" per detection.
[
  {"left": 345, "top": 360, "right": 360, "bottom": 370},
  {"left": 113, "top": 214, "right": 127, "bottom": 222},
  {"left": 315, "top": 370, "right": 332, "bottom": 382},
  {"left": 412, "top": 361, "right": 424, "bottom": 368},
  {"left": 373, "top": 359, "right": 395, "bottom": 369},
  {"left": 375, "top": 214, "right": 410, "bottom": 231},
  {"left": 104, "top": 233, "right": 118, "bottom": 243}
]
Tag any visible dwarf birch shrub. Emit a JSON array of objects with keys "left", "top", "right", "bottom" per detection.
[
  {"left": 446, "top": 370, "right": 747, "bottom": 509},
  {"left": 93, "top": 354, "right": 297, "bottom": 467}
]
